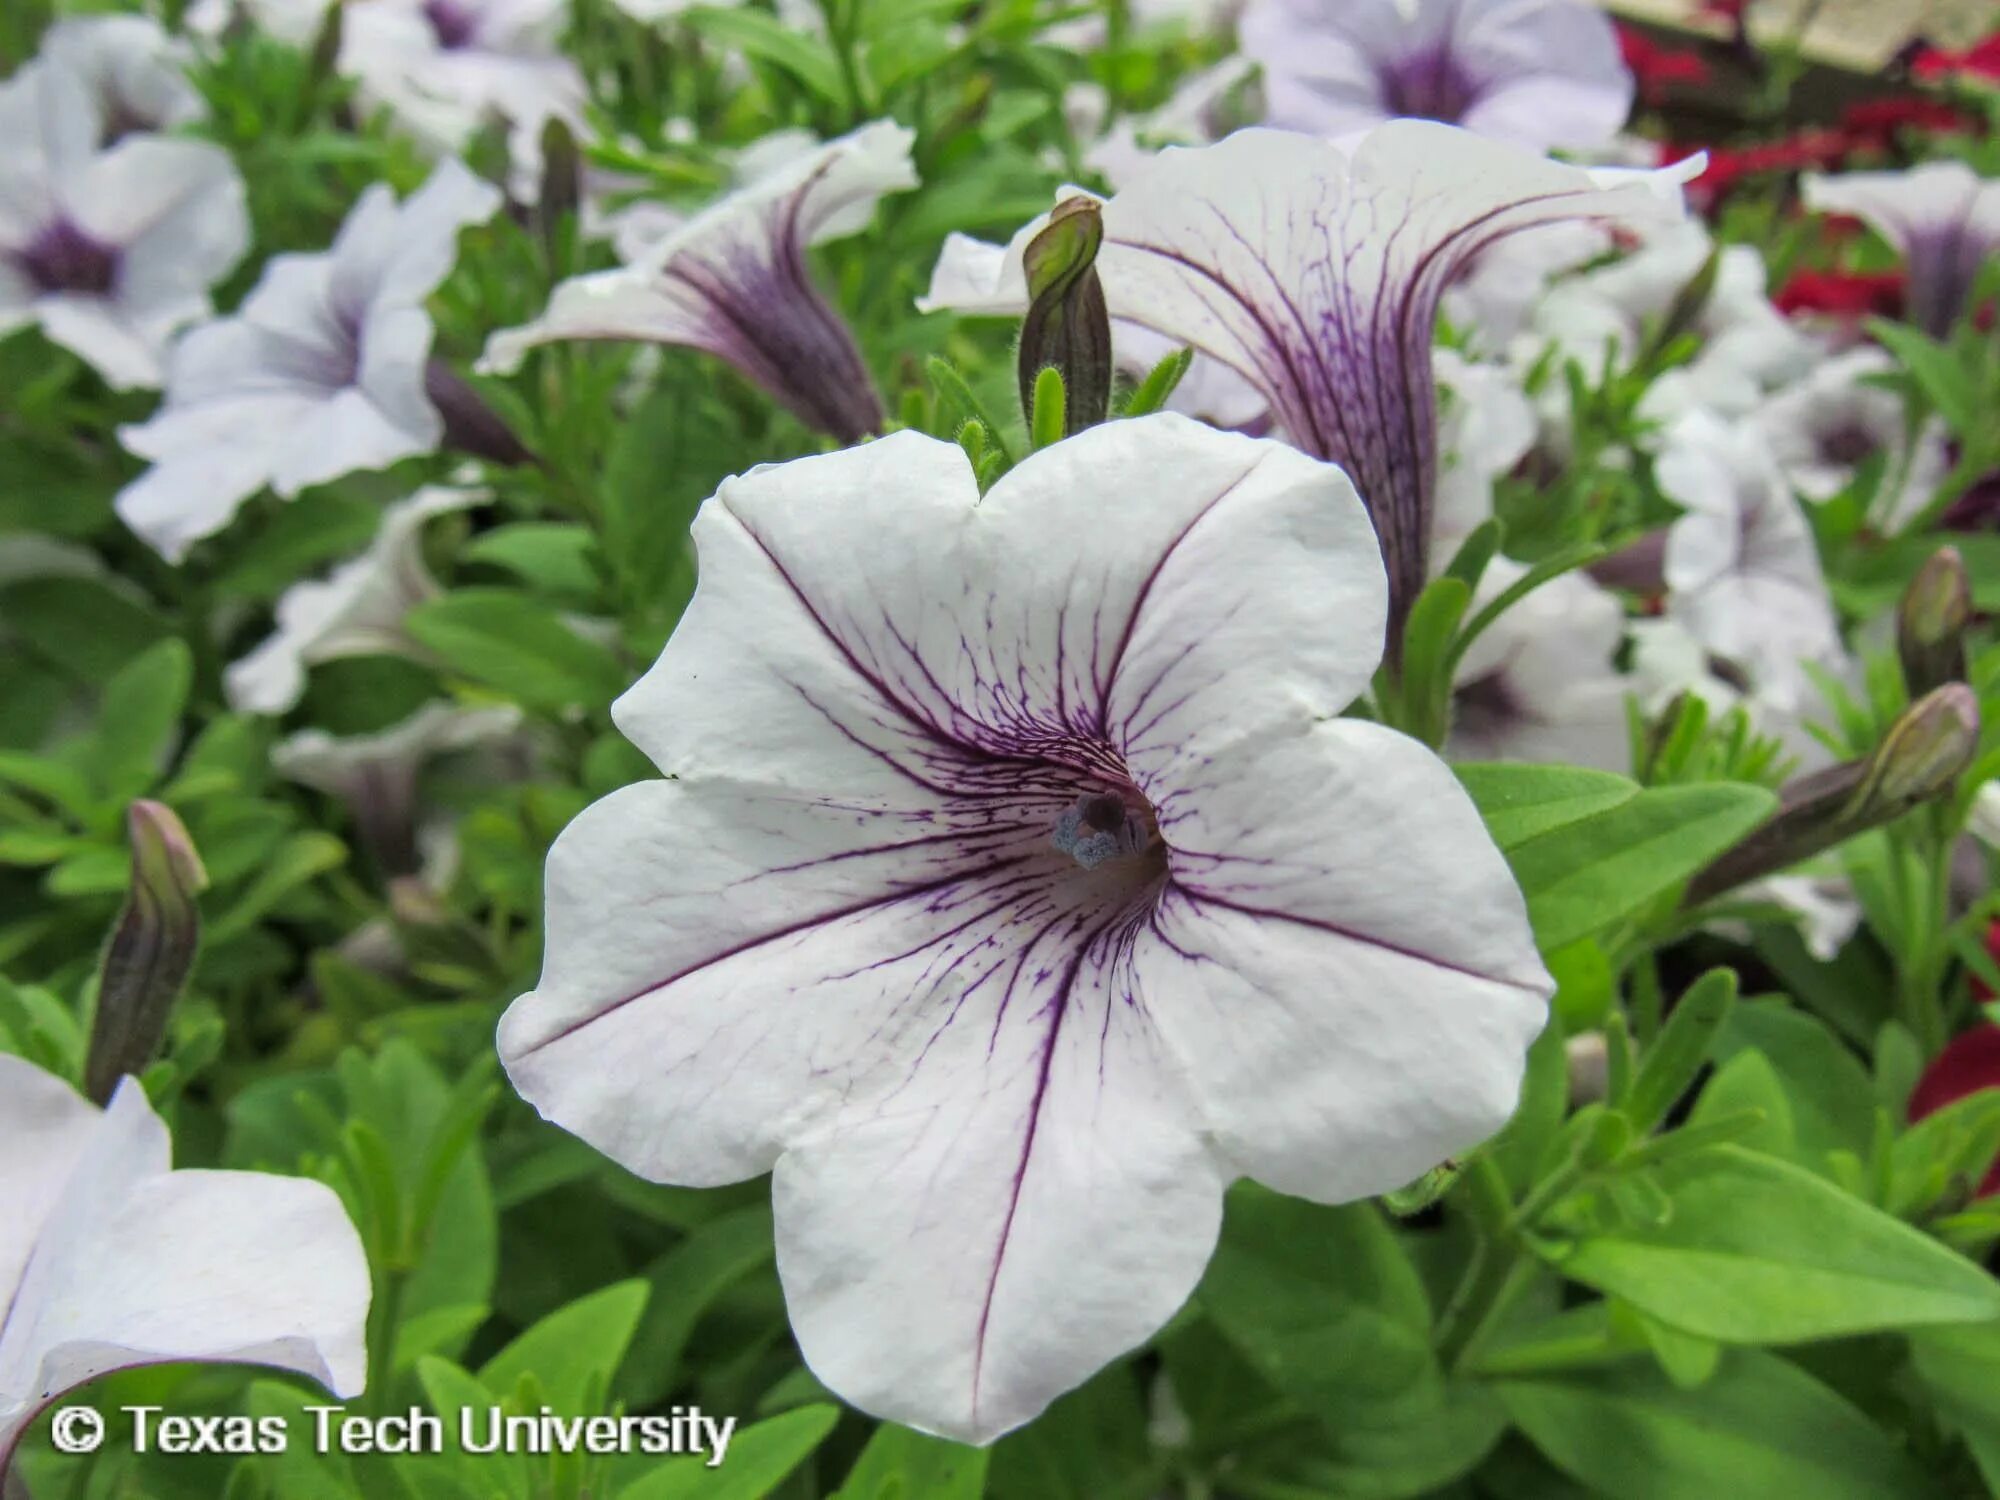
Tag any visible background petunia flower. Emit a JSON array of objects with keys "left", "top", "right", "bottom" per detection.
[
  {"left": 336, "top": 0, "right": 588, "bottom": 199},
  {"left": 1802, "top": 163, "right": 2000, "bottom": 338},
  {"left": 226, "top": 487, "right": 483, "bottom": 715},
  {"left": 0, "top": 1054, "right": 369, "bottom": 1473},
  {"left": 481, "top": 122, "right": 917, "bottom": 443},
  {"left": 498, "top": 413, "right": 1550, "bottom": 1444},
  {"left": 1657, "top": 410, "right": 1844, "bottom": 717},
  {"left": 0, "top": 62, "right": 245, "bottom": 389},
  {"left": 1748, "top": 348, "right": 1951, "bottom": 532},
  {"left": 1448, "top": 564, "right": 1631, "bottom": 769},
  {"left": 1239, "top": 0, "right": 1633, "bottom": 152},
  {"left": 37, "top": 13, "right": 206, "bottom": 144},
  {"left": 115, "top": 159, "right": 502, "bottom": 563},
  {"left": 1078, "top": 121, "right": 1694, "bottom": 655}
]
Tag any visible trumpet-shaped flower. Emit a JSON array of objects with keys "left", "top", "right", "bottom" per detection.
[
  {"left": 0, "top": 1055, "right": 369, "bottom": 1472},
  {"left": 1077, "top": 122, "right": 1693, "bottom": 650},
  {"left": 1657, "top": 410, "right": 1844, "bottom": 716},
  {"left": 1240, "top": 0, "right": 1633, "bottom": 151},
  {"left": 226, "top": 487, "right": 482, "bottom": 714},
  {"left": 482, "top": 122, "right": 916, "bottom": 443},
  {"left": 498, "top": 414, "right": 1550, "bottom": 1444},
  {"left": 0, "top": 62, "right": 244, "bottom": 389},
  {"left": 1802, "top": 163, "right": 2000, "bottom": 338},
  {"left": 115, "top": 159, "right": 502, "bottom": 562}
]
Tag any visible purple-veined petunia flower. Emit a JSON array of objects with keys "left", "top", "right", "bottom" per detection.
[
  {"left": 37, "top": 13, "right": 206, "bottom": 145},
  {"left": 497, "top": 413, "right": 1551, "bottom": 1444},
  {"left": 1802, "top": 163, "right": 2000, "bottom": 339},
  {"left": 1449, "top": 563, "right": 1630, "bottom": 770},
  {"left": 1069, "top": 121, "right": 1693, "bottom": 656},
  {"left": 1748, "top": 348, "right": 1950, "bottom": 533},
  {"left": 0, "top": 1055, "right": 369, "bottom": 1474},
  {"left": 114, "top": 159, "right": 502, "bottom": 563},
  {"left": 1657, "top": 410, "right": 1844, "bottom": 718},
  {"left": 480, "top": 122, "right": 917, "bottom": 443},
  {"left": 1240, "top": 0, "right": 1633, "bottom": 152},
  {"left": 0, "top": 59, "right": 244, "bottom": 390},
  {"left": 337, "top": 0, "right": 587, "bottom": 199},
  {"left": 226, "top": 487, "right": 483, "bottom": 715}
]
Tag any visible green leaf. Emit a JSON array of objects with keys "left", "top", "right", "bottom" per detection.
[
  {"left": 1500, "top": 1350, "right": 1941, "bottom": 1499},
  {"left": 1119, "top": 346, "right": 1192, "bottom": 418},
  {"left": 1909, "top": 1322, "right": 2000, "bottom": 1492},
  {"left": 463, "top": 522, "right": 601, "bottom": 600},
  {"left": 1551, "top": 1146, "right": 2000, "bottom": 1342},
  {"left": 1453, "top": 764, "right": 1639, "bottom": 851},
  {"left": 1624, "top": 968, "right": 1737, "bottom": 1135},
  {"left": 80, "top": 638, "right": 192, "bottom": 801},
  {"left": 1689, "top": 1050, "right": 1795, "bottom": 1159},
  {"left": 404, "top": 589, "right": 628, "bottom": 711},
  {"left": 619, "top": 1206, "right": 777, "bottom": 1407},
  {"left": 987, "top": 1369, "right": 1155, "bottom": 1500},
  {"left": 478, "top": 1280, "right": 649, "bottom": 1413},
  {"left": 1711, "top": 1001, "right": 1874, "bottom": 1168},
  {"left": 0, "top": 575, "right": 171, "bottom": 683},
  {"left": 1029, "top": 365, "right": 1066, "bottom": 450},
  {"left": 619, "top": 1404, "right": 839, "bottom": 1500},
  {"left": 683, "top": 7, "right": 845, "bottom": 103},
  {"left": 834, "top": 1424, "right": 988, "bottom": 1500},
  {"left": 1868, "top": 319, "right": 1976, "bottom": 434},
  {"left": 1507, "top": 783, "right": 1777, "bottom": 951}
]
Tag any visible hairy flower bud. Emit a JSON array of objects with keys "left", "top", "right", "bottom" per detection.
[
  {"left": 85, "top": 802, "right": 208, "bottom": 1104},
  {"left": 1685, "top": 685, "right": 1980, "bottom": 908},
  {"left": 1018, "top": 197, "right": 1112, "bottom": 436},
  {"left": 1897, "top": 546, "right": 1970, "bottom": 697}
]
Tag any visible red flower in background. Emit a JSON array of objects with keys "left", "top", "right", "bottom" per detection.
[
  {"left": 1620, "top": 24, "right": 1711, "bottom": 103},
  {"left": 1912, "top": 34, "right": 2000, "bottom": 84},
  {"left": 1839, "top": 96, "right": 1982, "bottom": 150},
  {"left": 1908, "top": 922, "right": 2000, "bottom": 1197},
  {"left": 1685, "top": 129, "right": 1850, "bottom": 199},
  {"left": 1773, "top": 267, "right": 1906, "bottom": 319}
]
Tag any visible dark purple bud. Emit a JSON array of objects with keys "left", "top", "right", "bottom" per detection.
[
  {"left": 85, "top": 802, "right": 208, "bottom": 1104},
  {"left": 425, "top": 360, "right": 537, "bottom": 468},
  {"left": 1018, "top": 198, "right": 1112, "bottom": 436}
]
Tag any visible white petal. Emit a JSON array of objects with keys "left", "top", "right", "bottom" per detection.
[
  {"left": 328, "top": 157, "right": 501, "bottom": 316},
  {"left": 1139, "top": 718, "right": 1549, "bottom": 1200},
  {"left": 0, "top": 1069, "right": 368, "bottom": 1466}
]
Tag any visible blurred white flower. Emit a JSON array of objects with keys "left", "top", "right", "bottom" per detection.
[
  {"left": 1449, "top": 563, "right": 1631, "bottom": 770},
  {"left": 1657, "top": 410, "right": 1844, "bottom": 716},
  {"left": 1442, "top": 221, "right": 1610, "bottom": 353},
  {"left": 483, "top": 122, "right": 915, "bottom": 442},
  {"left": 1240, "top": 0, "right": 1632, "bottom": 151},
  {"left": 1803, "top": 163, "right": 2000, "bottom": 338},
  {"left": 338, "top": 0, "right": 587, "bottom": 196},
  {"left": 1749, "top": 348, "right": 1952, "bottom": 531},
  {"left": 498, "top": 415, "right": 1549, "bottom": 1444},
  {"left": 1971, "top": 783, "right": 2000, "bottom": 851},
  {"left": 0, "top": 1055, "right": 369, "bottom": 1472},
  {"left": 226, "top": 487, "right": 483, "bottom": 715},
  {"left": 115, "top": 158, "right": 501, "bottom": 562},
  {"left": 1431, "top": 348, "right": 1536, "bottom": 557},
  {"left": 0, "top": 60, "right": 244, "bottom": 389},
  {"left": 38, "top": 14, "right": 206, "bottom": 144}
]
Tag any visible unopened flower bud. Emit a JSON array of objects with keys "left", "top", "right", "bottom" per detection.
[
  {"left": 537, "top": 117, "right": 581, "bottom": 252},
  {"left": 85, "top": 802, "right": 208, "bottom": 1104},
  {"left": 425, "top": 360, "right": 537, "bottom": 468},
  {"left": 1018, "top": 197, "right": 1112, "bottom": 437},
  {"left": 1685, "top": 685, "right": 1980, "bottom": 908},
  {"left": 1897, "top": 546, "right": 1970, "bottom": 697}
]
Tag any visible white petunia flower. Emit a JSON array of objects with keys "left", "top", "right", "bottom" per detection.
[
  {"left": 0, "top": 61, "right": 245, "bottom": 389},
  {"left": 1656, "top": 410, "right": 1844, "bottom": 717},
  {"left": 1448, "top": 563, "right": 1631, "bottom": 770},
  {"left": 1240, "top": 0, "right": 1633, "bottom": 151},
  {"left": 1431, "top": 347, "right": 1536, "bottom": 557},
  {"left": 225, "top": 487, "right": 483, "bottom": 715},
  {"left": 498, "top": 414, "right": 1551, "bottom": 1444},
  {"left": 336, "top": 0, "right": 587, "bottom": 198},
  {"left": 1803, "top": 163, "right": 2000, "bottom": 338},
  {"left": 0, "top": 1055, "right": 369, "bottom": 1472},
  {"left": 1970, "top": 783, "right": 2000, "bottom": 851},
  {"left": 482, "top": 122, "right": 916, "bottom": 443},
  {"left": 115, "top": 158, "right": 502, "bottom": 563},
  {"left": 1442, "top": 220, "right": 1611, "bottom": 353},
  {"left": 1748, "top": 348, "right": 1952, "bottom": 531},
  {"left": 1070, "top": 121, "right": 1695, "bottom": 648},
  {"left": 38, "top": 14, "right": 206, "bottom": 144}
]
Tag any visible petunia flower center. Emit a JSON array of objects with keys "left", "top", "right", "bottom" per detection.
[
  {"left": 1382, "top": 46, "right": 1481, "bottom": 124},
  {"left": 423, "top": 0, "right": 482, "bottom": 49},
  {"left": 1817, "top": 422, "right": 1878, "bottom": 467},
  {"left": 1049, "top": 789, "right": 1159, "bottom": 871},
  {"left": 17, "top": 218, "right": 121, "bottom": 296}
]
